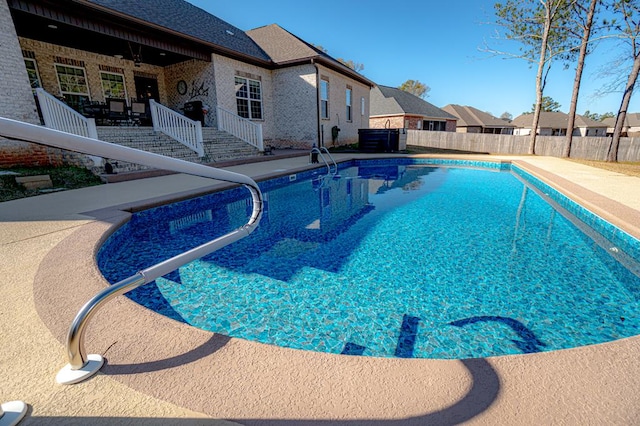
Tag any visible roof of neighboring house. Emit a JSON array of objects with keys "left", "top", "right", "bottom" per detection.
[
  {"left": 370, "top": 86, "right": 457, "bottom": 120},
  {"left": 246, "top": 24, "right": 374, "bottom": 86},
  {"left": 603, "top": 113, "right": 640, "bottom": 128},
  {"left": 512, "top": 112, "right": 607, "bottom": 129},
  {"left": 442, "top": 104, "right": 515, "bottom": 128},
  {"left": 83, "top": 0, "right": 272, "bottom": 62}
]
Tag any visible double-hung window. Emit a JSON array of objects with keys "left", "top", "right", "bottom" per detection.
[
  {"left": 100, "top": 72, "right": 127, "bottom": 99},
  {"left": 235, "top": 76, "right": 262, "bottom": 119},
  {"left": 320, "top": 78, "right": 329, "bottom": 119},
  {"left": 346, "top": 86, "right": 352, "bottom": 122},
  {"left": 24, "top": 58, "right": 41, "bottom": 89},
  {"left": 55, "top": 64, "right": 89, "bottom": 110}
]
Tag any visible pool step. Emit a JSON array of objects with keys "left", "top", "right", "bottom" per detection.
[{"left": 341, "top": 314, "right": 422, "bottom": 358}]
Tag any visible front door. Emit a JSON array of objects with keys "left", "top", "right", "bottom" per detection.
[{"left": 134, "top": 76, "right": 159, "bottom": 103}]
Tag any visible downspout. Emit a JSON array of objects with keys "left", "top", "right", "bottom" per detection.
[{"left": 312, "top": 59, "right": 322, "bottom": 147}]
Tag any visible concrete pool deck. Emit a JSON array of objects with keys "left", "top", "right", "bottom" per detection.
[{"left": 1, "top": 153, "right": 639, "bottom": 425}]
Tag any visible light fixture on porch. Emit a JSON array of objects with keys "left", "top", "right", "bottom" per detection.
[{"left": 128, "top": 42, "right": 143, "bottom": 67}]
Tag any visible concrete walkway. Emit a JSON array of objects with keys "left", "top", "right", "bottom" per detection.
[{"left": 1, "top": 153, "right": 639, "bottom": 425}]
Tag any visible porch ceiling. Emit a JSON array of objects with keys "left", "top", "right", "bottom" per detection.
[{"left": 9, "top": 0, "right": 211, "bottom": 66}]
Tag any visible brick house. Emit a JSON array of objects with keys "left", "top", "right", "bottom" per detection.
[
  {"left": 369, "top": 85, "right": 457, "bottom": 132},
  {"left": 512, "top": 112, "right": 607, "bottom": 136},
  {"left": 1, "top": 0, "right": 373, "bottom": 167},
  {"left": 442, "top": 104, "right": 515, "bottom": 134}
]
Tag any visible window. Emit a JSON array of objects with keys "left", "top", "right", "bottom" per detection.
[
  {"left": 346, "top": 86, "right": 352, "bottom": 122},
  {"left": 55, "top": 64, "right": 89, "bottom": 110},
  {"left": 424, "top": 120, "right": 446, "bottom": 131},
  {"left": 24, "top": 58, "right": 41, "bottom": 89},
  {"left": 100, "top": 72, "right": 127, "bottom": 99},
  {"left": 320, "top": 78, "right": 329, "bottom": 119},
  {"left": 361, "top": 97, "right": 365, "bottom": 116},
  {"left": 235, "top": 76, "right": 262, "bottom": 119}
]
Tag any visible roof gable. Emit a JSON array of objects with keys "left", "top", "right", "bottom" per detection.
[
  {"left": 442, "top": 104, "right": 514, "bottom": 128},
  {"left": 84, "top": 0, "right": 271, "bottom": 62},
  {"left": 246, "top": 24, "right": 320, "bottom": 63},
  {"left": 246, "top": 24, "right": 373, "bottom": 86},
  {"left": 371, "top": 86, "right": 457, "bottom": 120}
]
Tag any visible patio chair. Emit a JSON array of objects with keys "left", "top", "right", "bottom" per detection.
[
  {"left": 130, "top": 101, "right": 149, "bottom": 126},
  {"left": 106, "top": 98, "right": 128, "bottom": 125}
]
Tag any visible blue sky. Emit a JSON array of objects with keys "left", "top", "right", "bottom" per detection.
[{"left": 188, "top": 0, "right": 634, "bottom": 118}]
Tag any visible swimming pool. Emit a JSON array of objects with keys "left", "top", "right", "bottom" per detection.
[{"left": 98, "top": 159, "right": 640, "bottom": 359}]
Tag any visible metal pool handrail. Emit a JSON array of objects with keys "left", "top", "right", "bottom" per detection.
[
  {"left": 0, "top": 117, "right": 263, "bottom": 384},
  {"left": 309, "top": 147, "right": 337, "bottom": 175},
  {"left": 319, "top": 146, "right": 338, "bottom": 175}
]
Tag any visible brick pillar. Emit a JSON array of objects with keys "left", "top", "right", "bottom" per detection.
[{"left": 0, "top": 0, "right": 39, "bottom": 123}]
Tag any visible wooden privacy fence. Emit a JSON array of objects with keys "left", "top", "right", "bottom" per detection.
[{"left": 406, "top": 130, "right": 640, "bottom": 162}]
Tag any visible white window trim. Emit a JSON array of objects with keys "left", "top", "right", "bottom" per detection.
[
  {"left": 235, "top": 76, "right": 263, "bottom": 120},
  {"left": 361, "top": 97, "right": 365, "bottom": 116},
  {"left": 346, "top": 87, "right": 352, "bottom": 122},
  {"left": 55, "top": 63, "right": 90, "bottom": 98},
  {"left": 24, "top": 58, "right": 41, "bottom": 89},
  {"left": 100, "top": 71, "right": 128, "bottom": 100},
  {"left": 320, "top": 78, "right": 329, "bottom": 120}
]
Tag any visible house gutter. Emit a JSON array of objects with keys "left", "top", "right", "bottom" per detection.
[{"left": 312, "top": 58, "right": 322, "bottom": 147}]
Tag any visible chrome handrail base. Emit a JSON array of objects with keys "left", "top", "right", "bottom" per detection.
[
  {"left": 56, "top": 354, "right": 104, "bottom": 385},
  {"left": 0, "top": 401, "right": 28, "bottom": 426}
]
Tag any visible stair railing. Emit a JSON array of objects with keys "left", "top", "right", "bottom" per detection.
[
  {"left": 35, "top": 88, "right": 98, "bottom": 139},
  {"left": 149, "top": 99, "right": 204, "bottom": 157},
  {"left": 216, "top": 105, "right": 264, "bottom": 151},
  {"left": 0, "top": 116, "right": 263, "bottom": 385}
]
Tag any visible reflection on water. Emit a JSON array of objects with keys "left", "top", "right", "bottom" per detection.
[{"left": 97, "top": 164, "right": 640, "bottom": 359}]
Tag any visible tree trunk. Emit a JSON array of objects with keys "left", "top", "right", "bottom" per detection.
[
  {"left": 563, "top": 0, "right": 598, "bottom": 158},
  {"left": 530, "top": 2, "right": 554, "bottom": 155},
  {"left": 607, "top": 50, "right": 640, "bottom": 162}
]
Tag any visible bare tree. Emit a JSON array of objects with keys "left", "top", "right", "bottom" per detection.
[
  {"left": 608, "top": 0, "right": 640, "bottom": 162},
  {"left": 491, "top": 0, "right": 575, "bottom": 154},
  {"left": 564, "top": 0, "right": 600, "bottom": 158}
]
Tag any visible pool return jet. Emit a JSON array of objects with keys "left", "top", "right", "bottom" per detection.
[{"left": 0, "top": 116, "right": 264, "bottom": 385}]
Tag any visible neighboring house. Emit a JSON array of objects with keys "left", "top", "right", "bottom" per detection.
[
  {"left": 602, "top": 113, "right": 640, "bottom": 136},
  {"left": 369, "top": 85, "right": 457, "bottom": 131},
  {"left": 441, "top": 104, "right": 515, "bottom": 135},
  {"left": 511, "top": 112, "right": 607, "bottom": 136},
  {"left": 1, "top": 0, "right": 373, "bottom": 150}
]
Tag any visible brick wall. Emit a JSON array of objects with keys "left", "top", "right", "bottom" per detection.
[
  {"left": 164, "top": 59, "right": 217, "bottom": 127},
  {"left": 212, "top": 54, "right": 275, "bottom": 144},
  {"left": 18, "top": 38, "right": 167, "bottom": 105},
  {"left": 369, "top": 116, "right": 405, "bottom": 129},
  {"left": 272, "top": 65, "right": 318, "bottom": 147},
  {"left": 0, "top": 0, "right": 38, "bottom": 123},
  {"left": 315, "top": 64, "right": 370, "bottom": 148}
]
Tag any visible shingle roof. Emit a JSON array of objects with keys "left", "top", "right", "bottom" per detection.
[
  {"left": 370, "top": 86, "right": 457, "bottom": 120},
  {"left": 512, "top": 112, "right": 607, "bottom": 129},
  {"left": 246, "top": 24, "right": 321, "bottom": 64},
  {"left": 84, "top": 0, "right": 271, "bottom": 62},
  {"left": 603, "top": 113, "right": 640, "bottom": 127},
  {"left": 246, "top": 24, "right": 373, "bottom": 86},
  {"left": 442, "top": 104, "right": 515, "bottom": 128}
]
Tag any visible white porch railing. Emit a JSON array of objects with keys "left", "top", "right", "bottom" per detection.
[
  {"left": 35, "top": 88, "right": 98, "bottom": 139},
  {"left": 149, "top": 99, "right": 204, "bottom": 157},
  {"left": 216, "top": 106, "right": 264, "bottom": 151}
]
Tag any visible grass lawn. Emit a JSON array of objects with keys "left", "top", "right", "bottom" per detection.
[{"left": 0, "top": 166, "right": 103, "bottom": 202}]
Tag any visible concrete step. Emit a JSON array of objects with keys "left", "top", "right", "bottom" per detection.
[{"left": 95, "top": 126, "right": 260, "bottom": 174}]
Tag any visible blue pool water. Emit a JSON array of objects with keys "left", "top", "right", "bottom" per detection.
[{"left": 98, "top": 159, "right": 640, "bottom": 359}]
